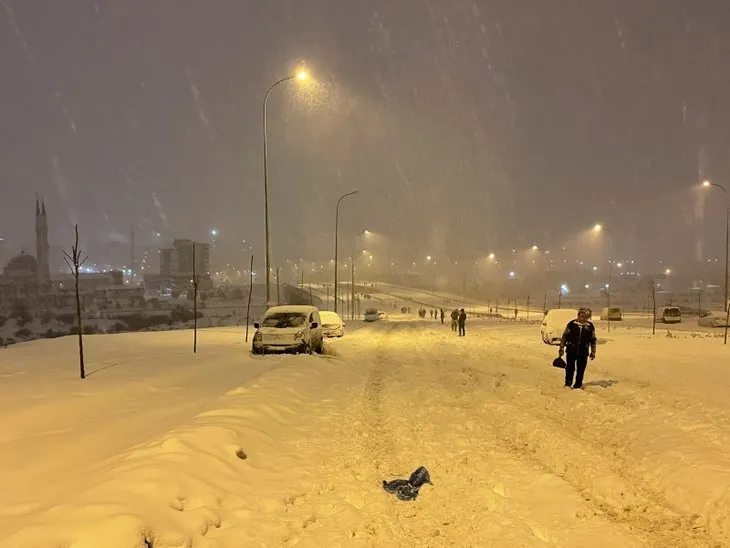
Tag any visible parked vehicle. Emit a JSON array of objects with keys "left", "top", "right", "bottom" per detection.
[
  {"left": 600, "top": 307, "right": 623, "bottom": 321},
  {"left": 319, "top": 310, "right": 345, "bottom": 337},
  {"left": 252, "top": 305, "right": 324, "bottom": 355},
  {"left": 364, "top": 308, "right": 380, "bottom": 322},
  {"left": 697, "top": 311, "right": 729, "bottom": 328},
  {"left": 541, "top": 309, "right": 579, "bottom": 345},
  {"left": 659, "top": 306, "right": 682, "bottom": 324},
  {"left": 377, "top": 311, "right": 389, "bottom": 320}
]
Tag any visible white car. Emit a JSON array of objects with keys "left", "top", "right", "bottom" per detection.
[
  {"left": 252, "top": 305, "right": 324, "bottom": 355},
  {"left": 600, "top": 307, "right": 623, "bottom": 321},
  {"left": 541, "top": 309, "right": 579, "bottom": 345},
  {"left": 319, "top": 310, "right": 345, "bottom": 337},
  {"left": 698, "top": 312, "right": 729, "bottom": 328}
]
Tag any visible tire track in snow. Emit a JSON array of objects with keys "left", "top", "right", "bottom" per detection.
[
  {"left": 296, "top": 322, "right": 649, "bottom": 546},
  {"left": 360, "top": 321, "right": 400, "bottom": 472},
  {"left": 452, "top": 330, "right": 715, "bottom": 547}
]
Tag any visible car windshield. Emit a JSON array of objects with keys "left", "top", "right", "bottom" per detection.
[
  {"left": 610, "top": 308, "right": 621, "bottom": 314},
  {"left": 665, "top": 308, "right": 680, "bottom": 317},
  {"left": 261, "top": 313, "right": 307, "bottom": 328},
  {"left": 365, "top": 309, "right": 378, "bottom": 315}
]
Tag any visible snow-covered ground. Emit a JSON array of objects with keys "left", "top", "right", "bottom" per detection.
[{"left": 2, "top": 319, "right": 730, "bottom": 546}]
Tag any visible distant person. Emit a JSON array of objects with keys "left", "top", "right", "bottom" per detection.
[
  {"left": 451, "top": 309, "right": 459, "bottom": 331},
  {"left": 429, "top": 309, "right": 433, "bottom": 319},
  {"left": 458, "top": 308, "right": 467, "bottom": 336},
  {"left": 440, "top": 308, "right": 445, "bottom": 324},
  {"left": 558, "top": 308, "right": 597, "bottom": 390}
]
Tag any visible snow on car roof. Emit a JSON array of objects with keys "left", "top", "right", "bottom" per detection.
[
  {"left": 546, "top": 309, "right": 580, "bottom": 320},
  {"left": 319, "top": 311, "right": 343, "bottom": 321},
  {"left": 263, "top": 305, "right": 317, "bottom": 315}
]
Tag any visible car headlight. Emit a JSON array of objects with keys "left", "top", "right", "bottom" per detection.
[{"left": 294, "top": 330, "right": 304, "bottom": 339}]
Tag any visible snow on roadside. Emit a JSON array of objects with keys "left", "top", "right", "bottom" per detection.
[
  {"left": 0, "top": 328, "right": 279, "bottom": 542},
  {"left": 0, "top": 346, "right": 373, "bottom": 547}
]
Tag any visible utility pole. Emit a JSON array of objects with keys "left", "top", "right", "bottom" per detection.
[
  {"left": 276, "top": 267, "right": 281, "bottom": 306},
  {"left": 351, "top": 254, "right": 356, "bottom": 320},
  {"left": 333, "top": 190, "right": 359, "bottom": 313}
]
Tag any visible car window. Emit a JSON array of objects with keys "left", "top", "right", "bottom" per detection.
[{"left": 261, "top": 313, "right": 307, "bottom": 328}]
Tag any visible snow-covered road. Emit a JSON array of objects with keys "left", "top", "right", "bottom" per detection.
[{"left": 2, "top": 320, "right": 729, "bottom": 546}]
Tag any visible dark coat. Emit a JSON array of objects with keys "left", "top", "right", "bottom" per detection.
[{"left": 560, "top": 320, "right": 597, "bottom": 355}]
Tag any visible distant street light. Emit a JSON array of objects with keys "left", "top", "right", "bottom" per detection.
[
  {"left": 262, "top": 69, "right": 309, "bottom": 305},
  {"left": 334, "top": 190, "right": 359, "bottom": 313},
  {"left": 594, "top": 223, "right": 615, "bottom": 332}
]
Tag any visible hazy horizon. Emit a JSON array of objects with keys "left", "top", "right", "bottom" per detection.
[{"left": 2, "top": 1, "right": 729, "bottom": 274}]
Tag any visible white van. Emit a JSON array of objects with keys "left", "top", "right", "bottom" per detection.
[
  {"left": 541, "top": 309, "right": 579, "bottom": 345},
  {"left": 659, "top": 306, "right": 681, "bottom": 324},
  {"left": 600, "top": 307, "right": 623, "bottom": 321},
  {"left": 252, "top": 305, "right": 324, "bottom": 354}
]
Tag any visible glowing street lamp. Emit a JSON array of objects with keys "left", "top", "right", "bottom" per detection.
[{"left": 262, "top": 67, "right": 310, "bottom": 304}]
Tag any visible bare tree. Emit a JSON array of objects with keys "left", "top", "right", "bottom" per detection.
[
  {"left": 63, "top": 225, "right": 88, "bottom": 379},
  {"left": 245, "top": 255, "right": 254, "bottom": 342},
  {"left": 648, "top": 280, "right": 657, "bottom": 335},
  {"left": 192, "top": 243, "right": 200, "bottom": 353}
]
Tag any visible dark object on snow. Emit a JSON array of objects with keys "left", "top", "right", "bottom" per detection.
[
  {"left": 382, "top": 466, "right": 433, "bottom": 501},
  {"left": 552, "top": 357, "right": 567, "bottom": 369}
]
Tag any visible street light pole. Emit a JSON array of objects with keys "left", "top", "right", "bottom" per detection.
[
  {"left": 702, "top": 181, "right": 729, "bottom": 344},
  {"left": 334, "top": 190, "right": 359, "bottom": 313},
  {"left": 594, "top": 224, "right": 614, "bottom": 333},
  {"left": 703, "top": 182, "right": 729, "bottom": 310},
  {"left": 263, "top": 71, "right": 307, "bottom": 305}
]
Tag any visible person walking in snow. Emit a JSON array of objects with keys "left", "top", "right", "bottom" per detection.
[
  {"left": 440, "top": 308, "right": 445, "bottom": 324},
  {"left": 429, "top": 309, "right": 433, "bottom": 319},
  {"left": 451, "top": 309, "right": 459, "bottom": 331},
  {"left": 558, "top": 307, "right": 597, "bottom": 390},
  {"left": 458, "top": 308, "right": 467, "bottom": 336}
]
